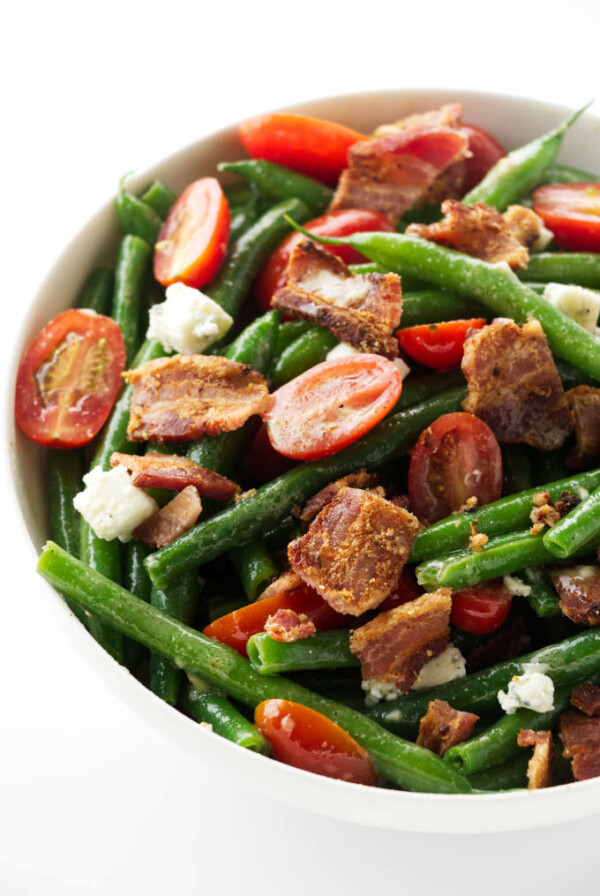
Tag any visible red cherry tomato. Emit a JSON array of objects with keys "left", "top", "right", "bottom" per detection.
[
  {"left": 255, "top": 699, "right": 377, "bottom": 785},
  {"left": 265, "top": 354, "right": 402, "bottom": 461},
  {"left": 460, "top": 124, "right": 506, "bottom": 193},
  {"left": 153, "top": 177, "right": 230, "bottom": 289},
  {"left": 203, "top": 584, "right": 348, "bottom": 656},
  {"left": 397, "top": 319, "right": 486, "bottom": 371},
  {"left": 408, "top": 412, "right": 502, "bottom": 524},
  {"left": 378, "top": 568, "right": 421, "bottom": 612},
  {"left": 254, "top": 209, "right": 395, "bottom": 312},
  {"left": 15, "top": 309, "right": 126, "bottom": 448},
  {"left": 451, "top": 581, "right": 513, "bottom": 634},
  {"left": 239, "top": 113, "right": 366, "bottom": 184},
  {"left": 532, "top": 183, "right": 600, "bottom": 252},
  {"left": 242, "top": 423, "right": 299, "bottom": 485}
]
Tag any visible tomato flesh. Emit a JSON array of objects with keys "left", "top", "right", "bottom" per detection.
[
  {"left": 254, "top": 209, "right": 395, "bottom": 312},
  {"left": 451, "top": 581, "right": 513, "bottom": 634},
  {"left": 397, "top": 319, "right": 486, "bottom": 370},
  {"left": 239, "top": 113, "right": 366, "bottom": 184},
  {"left": 265, "top": 354, "right": 402, "bottom": 461},
  {"left": 408, "top": 412, "right": 502, "bottom": 524},
  {"left": 153, "top": 177, "right": 230, "bottom": 289},
  {"left": 460, "top": 124, "right": 505, "bottom": 193},
  {"left": 255, "top": 699, "right": 377, "bottom": 785},
  {"left": 532, "top": 183, "right": 600, "bottom": 252},
  {"left": 15, "top": 309, "right": 126, "bottom": 448}
]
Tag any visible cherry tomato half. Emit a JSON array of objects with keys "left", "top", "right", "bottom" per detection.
[
  {"left": 408, "top": 412, "right": 502, "bottom": 524},
  {"left": 153, "top": 177, "right": 230, "bottom": 289},
  {"left": 451, "top": 581, "right": 513, "bottom": 634},
  {"left": 255, "top": 699, "right": 377, "bottom": 785},
  {"left": 460, "top": 124, "right": 506, "bottom": 193},
  {"left": 239, "top": 113, "right": 366, "bottom": 184},
  {"left": 265, "top": 354, "right": 402, "bottom": 461},
  {"left": 397, "top": 319, "right": 486, "bottom": 371},
  {"left": 532, "top": 183, "right": 600, "bottom": 252},
  {"left": 15, "top": 309, "right": 126, "bottom": 448},
  {"left": 254, "top": 209, "right": 395, "bottom": 312}
]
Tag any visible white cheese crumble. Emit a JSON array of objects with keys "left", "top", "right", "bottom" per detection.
[
  {"left": 361, "top": 678, "right": 399, "bottom": 707},
  {"left": 73, "top": 466, "right": 158, "bottom": 543},
  {"left": 497, "top": 663, "right": 555, "bottom": 714},
  {"left": 578, "top": 487, "right": 590, "bottom": 500},
  {"left": 411, "top": 645, "right": 466, "bottom": 691},
  {"left": 326, "top": 341, "right": 410, "bottom": 379},
  {"left": 531, "top": 213, "right": 554, "bottom": 251},
  {"left": 503, "top": 574, "right": 532, "bottom": 597},
  {"left": 147, "top": 282, "right": 233, "bottom": 354},
  {"left": 300, "top": 269, "right": 369, "bottom": 306},
  {"left": 543, "top": 282, "right": 600, "bottom": 333}
]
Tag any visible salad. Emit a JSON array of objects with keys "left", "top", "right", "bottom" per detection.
[{"left": 20, "top": 99, "right": 600, "bottom": 795}]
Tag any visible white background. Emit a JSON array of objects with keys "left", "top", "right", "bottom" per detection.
[{"left": 3, "top": 1, "right": 600, "bottom": 893}]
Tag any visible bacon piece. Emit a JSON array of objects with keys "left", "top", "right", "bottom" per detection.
[
  {"left": 503, "top": 204, "right": 547, "bottom": 251},
  {"left": 329, "top": 126, "right": 469, "bottom": 225},
  {"left": 264, "top": 608, "right": 316, "bottom": 642},
  {"left": 565, "top": 386, "right": 600, "bottom": 469},
  {"left": 288, "top": 488, "right": 420, "bottom": 616},
  {"left": 124, "top": 354, "right": 270, "bottom": 443},
  {"left": 349, "top": 589, "right": 452, "bottom": 692},
  {"left": 549, "top": 565, "right": 600, "bottom": 626},
  {"left": 294, "top": 470, "right": 377, "bottom": 522},
  {"left": 372, "top": 103, "right": 464, "bottom": 137},
  {"left": 272, "top": 241, "right": 402, "bottom": 358},
  {"left": 133, "top": 485, "right": 202, "bottom": 549},
  {"left": 258, "top": 571, "right": 304, "bottom": 602},
  {"left": 110, "top": 451, "right": 240, "bottom": 500},
  {"left": 571, "top": 682, "right": 600, "bottom": 717},
  {"left": 406, "top": 200, "right": 529, "bottom": 270},
  {"left": 559, "top": 710, "right": 600, "bottom": 781},
  {"left": 461, "top": 318, "right": 572, "bottom": 451},
  {"left": 417, "top": 699, "right": 478, "bottom": 756},
  {"left": 465, "top": 617, "right": 531, "bottom": 673},
  {"left": 517, "top": 729, "right": 554, "bottom": 790}
]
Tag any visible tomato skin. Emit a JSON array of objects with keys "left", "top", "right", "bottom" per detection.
[
  {"left": 239, "top": 113, "right": 366, "bottom": 184},
  {"left": 378, "top": 568, "right": 421, "bottom": 612},
  {"left": 254, "top": 209, "right": 395, "bottom": 312},
  {"left": 15, "top": 310, "right": 126, "bottom": 448},
  {"left": 408, "top": 412, "right": 502, "bottom": 524},
  {"left": 265, "top": 354, "right": 402, "bottom": 461},
  {"left": 451, "top": 581, "right": 513, "bottom": 634},
  {"left": 153, "top": 177, "right": 230, "bottom": 289},
  {"left": 460, "top": 124, "right": 506, "bottom": 193},
  {"left": 532, "top": 183, "right": 600, "bottom": 251},
  {"left": 397, "top": 319, "right": 486, "bottom": 371},
  {"left": 255, "top": 699, "right": 377, "bottom": 785}
]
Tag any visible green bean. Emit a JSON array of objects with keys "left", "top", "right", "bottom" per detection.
[
  {"left": 76, "top": 268, "right": 114, "bottom": 315},
  {"left": 247, "top": 630, "right": 358, "bottom": 676},
  {"left": 537, "top": 163, "right": 598, "bottom": 186},
  {"left": 518, "top": 253, "right": 600, "bottom": 289},
  {"left": 397, "top": 204, "right": 442, "bottom": 230},
  {"left": 139, "top": 181, "right": 176, "bottom": 219},
  {"left": 47, "top": 449, "right": 88, "bottom": 626},
  {"left": 223, "top": 182, "right": 258, "bottom": 207},
  {"left": 112, "top": 235, "right": 152, "bottom": 364},
  {"left": 521, "top": 567, "right": 561, "bottom": 618},
  {"left": 400, "top": 290, "right": 487, "bottom": 328},
  {"left": 115, "top": 188, "right": 163, "bottom": 244},
  {"left": 207, "top": 592, "right": 247, "bottom": 623},
  {"left": 218, "top": 161, "right": 332, "bottom": 214},
  {"left": 393, "top": 370, "right": 466, "bottom": 412},
  {"left": 80, "top": 520, "right": 124, "bottom": 663},
  {"left": 466, "top": 752, "right": 529, "bottom": 791},
  {"left": 229, "top": 202, "right": 261, "bottom": 244},
  {"left": 123, "top": 541, "right": 152, "bottom": 670},
  {"left": 274, "top": 320, "right": 313, "bottom": 356},
  {"left": 230, "top": 540, "right": 278, "bottom": 601},
  {"left": 462, "top": 105, "right": 588, "bottom": 210},
  {"left": 410, "top": 469, "right": 600, "bottom": 563},
  {"left": 150, "top": 572, "right": 199, "bottom": 705},
  {"left": 183, "top": 686, "right": 270, "bottom": 754},
  {"left": 146, "top": 387, "right": 466, "bottom": 590},
  {"left": 348, "top": 265, "right": 433, "bottom": 293},
  {"left": 536, "top": 449, "right": 567, "bottom": 484},
  {"left": 38, "top": 543, "right": 472, "bottom": 794},
  {"left": 502, "top": 444, "right": 533, "bottom": 496},
  {"left": 271, "top": 326, "right": 337, "bottom": 387},
  {"left": 544, "top": 485, "right": 600, "bottom": 558}
]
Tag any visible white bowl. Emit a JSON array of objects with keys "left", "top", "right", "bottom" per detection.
[{"left": 6, "top": 89, "right": 600, "bottom": 834}]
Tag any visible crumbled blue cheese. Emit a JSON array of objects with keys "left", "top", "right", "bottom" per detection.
[
  {"left": 147, "top": 282, "right": 233, "bottom": 354},
  {"left": 361, "top": 678, "right": 399, "bottom": 707},
  {"left": 326, "top": 341, "right": 410, "bottom": 379},
  {"left": 497, "top": 663, "right": 555, "bottom": 714},
  {"left": 73, "top": 466, "right": 158, "bottom": 542},
  {"left": 503, "top": 574, "right": 531, "bottom": 597},
  {"left": 411, "top": 645, "right": 466, "bottom": 691},
  {"left": 542, "top": 283, "right": 600, "bottom": 333},
  {"left": 531, "top": 214, "right": 554, "bottom": 251}
]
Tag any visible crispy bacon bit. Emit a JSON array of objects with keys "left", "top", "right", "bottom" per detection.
[
  {"left": 571, "top": 682, "right": 600, "bottom": 717},
  {"left": 110, "top": 451, "right": 240, "bottom": 500},
  {"left": 407, "top": 201, "right": 530, "bottom": 270},
  {"left": 272, "top": 241, "right": 402, "bottom": 358},
  {"left": 466, "top": 617, "right": 531, "bottom": 673},
  {"left": 559, "top": 710, "right": 600, "bottom": 781},
  {"left": 294, "top": 470, "right": 377, "bottom": 522},
  {"left": 459, "top": 496, "right": 478, "bottom": 513},
  {"left": 530, "top": 491, "right": 561, "bottom": 535},
  {"left": 288, "top": 487, "right": 420, "bottom": 616},
  {"left": 517, "top": 729, "right": 554, "bottom": 790},
  {"left": 133, "top": 485, "right": 202, "bottom": 549},
  {"left": 566, "top": 386, "right": 600, "bottom": 470},
  {"left": 461, "top": 318, "right": 572, "bottom": 451},
  {"left": 549, "top": 565, "right": 600, "bottom": 626},
  {"left": 417, "top": 699, "right": 479, "bottom": 756},
  {"left": 503, "top": 205, "right": 546, "bottom": 250},
  {"left": 124, "top": 354, "right": 270, "bottom": 443},
  {"left": 329, "top": 126, "right": 469, "bottom": 225},
  {"left": 469, "top": 522, "right": 488, "bottom": 552},
  {"left": 258, "top": 571, "right": 304, "bottom": 602},
  {"left": 349, "top": 589, "right": 452, "bottom": 692},
  {"left": 264, "top": 608, "right": 316, "bottom": 642},
  {"left": 554, "top": 490, "right": 581, "bottom": 518},
  {"left": 389, "top": 494, "right": 411, "bottom": 511}
]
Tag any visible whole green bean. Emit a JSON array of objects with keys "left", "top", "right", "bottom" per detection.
[
  {"left": 38, "top": 543, "right": 472, "bottom": 794},
  {"left": 466, "top": 752, "right": 529, "bottom": 792},
  {"left": 112, "top": 235, "right": 152, "bottom": 364},
  {"left": 123, "top": 541, "right": 152, "bottom": 670},
  {"left": 398, "top": 204, "right": 442, "bottom": 230},
  {"left": 502, "top": 444, "right": 534, "bottom": 496},
  {"left": 219, "top": 161, "right": 332, "bottom": 214},
  {"left": 145, "top": 387, "right": 466, "bottom": 590},
  {"left": 139, "top": 181, "right": 176, "bottom": 219},
  {"left": 393, "top": 370, "right": 466, "bottom": 412},
  {"left": 76, "top": 268, "right": 114, "bottom": 315},
  {"left": 271, "top": 326, "right": 337, "bottom": 387},
  {"left": 247, "top": 630, "right": 358, "bottom": 676},
  {"left": 537, "top": 163, "right": 598, "bottom": 186},
  {"left": 274, "top": 320, "right": 314, "bottom": 356},
  {"left": 150, "top": 572, "right": 198, "bottom": 705},
  {"left": 223, "top": 182, "right": 258, "bottom": 207},
  {"left": 47, "top": 449, "right": 88, "bottom": 626},
  {"left": 80, "top": 520, "right": 124, "bottom": 662},
  {"left": 229, "top": 202, "right": 261, "bottom": 244},
  {"left": 230, "top": 541, "right": 278, "bottom": 601},
  {"left": 183, "top": 687, "right": 270, "bottom": 754},
  {"left": 522, "top": 567, "right": 561, "bottom": 618},
  {"left": 544, "top": 485, "right": 600, "bottom": 558},
  {"left": 518, "top": 253, "right": 600, "bottom": 289},
  {"left": 400, "top": 290, "right": 487, "bottom": 328},
  {"left": 115, "top": 188, "right": 163, "bottom": 244}
]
